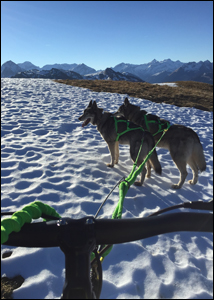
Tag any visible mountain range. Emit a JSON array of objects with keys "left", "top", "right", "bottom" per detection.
[{"left": 1, "top": 59, "right": 213, "bottom": 84}]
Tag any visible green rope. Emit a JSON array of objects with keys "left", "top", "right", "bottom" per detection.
[
  {"left": 99, "top": 123, "right": 171, "bottom": 260},
  {"left": 1, "top": 201, "right": 61, "bottom": 244},
  {"left": 98, "top": 134, "right": 145, "bottom": 260},
  {"left": 113, "top": 123, "right": 171, "bottom": 220}
]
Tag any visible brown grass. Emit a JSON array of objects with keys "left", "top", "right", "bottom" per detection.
[
  {"left": 54, "top": 80, "right": 213, "bottom": 112},
  {"left": 1, "top": 276, "right": 24, "bottom": 299}
]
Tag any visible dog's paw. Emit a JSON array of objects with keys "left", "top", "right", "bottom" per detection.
[
  {"left": 134, "top": 181, "right": 143, "bottom": 186},
  {"left": 171, "top": 184, "right": 181, "bottom": 189},
  {"left": 188, "top": 179, "right": 197, "bottom": 185},
  {"left": 106, "top": 163, "right": 114, "bottom": 168}
]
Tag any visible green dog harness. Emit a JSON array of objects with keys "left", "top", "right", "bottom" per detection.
[
  {"left": 114, "top": 117, "right": 143, "bottom": 141},
  {"left": 144, "top": 115, "right": 171, "bottom": 136}
]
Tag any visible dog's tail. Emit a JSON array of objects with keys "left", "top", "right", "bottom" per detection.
[
  {"left": 192, "top": 141, "right": 206, "bottom": 172},
  {"left": 149, "top": 148, "right": 162, "bottom": 175}
]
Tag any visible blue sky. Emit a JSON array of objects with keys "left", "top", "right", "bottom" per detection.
[{"left": 1, "top": 1, "right": 213, "bottom": 70}]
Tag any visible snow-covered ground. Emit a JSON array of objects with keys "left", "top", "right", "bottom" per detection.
[
  {"left": 1, "top": 78, "right": 213, "bottom": 299},
  {"left": 153, "top": 82, "right": 178, "bottom": 87}
]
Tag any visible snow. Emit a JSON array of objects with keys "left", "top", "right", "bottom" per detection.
[
  {"left": 113, "top": 59, "right": 184, "bottom": 78},
  {"left": 153, "top": 82, "right": 178, "bottom": 87},
  {"left": 183, "top": 62, "right": 202, "bottom": 72},
  {"left": 1, "top": 78, "right": 213, "bottom": 299}
]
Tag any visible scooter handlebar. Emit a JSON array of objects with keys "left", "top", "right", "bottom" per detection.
[{"left": 3, "top": 212, "right": 213, "bottom": 248}]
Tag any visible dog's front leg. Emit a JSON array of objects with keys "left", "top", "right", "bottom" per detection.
[
  {"left": 114, "top": 141, "right": 119, "bottom": 164},
  {"left": 134, "top": 166, "right": 147, "bottom": 186},
  {"left": 106, "top": 142, "right": 116, "bottom": 167}
]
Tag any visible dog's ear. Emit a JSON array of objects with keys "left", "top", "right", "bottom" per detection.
[
  {"left": 124, "top": 98, "right": 129, "bottom": 106},
  {"left": 88, "top": 100, "right": 93, "bottom": 107},
  {"left": 92, "top": 101, "right": 97, "bottom": 109}
]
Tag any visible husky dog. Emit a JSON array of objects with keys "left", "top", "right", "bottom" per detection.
[
  {"left": 79, "top": 100, "right": 162, "bottom": 186},
  {"left": 116, "top": 98, "right": 206, "bottom": 189}
]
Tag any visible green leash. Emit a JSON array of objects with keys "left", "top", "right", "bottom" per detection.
[
  {"left": 112, "top": 122, "right": 171, "bottom": 220},
  {"left": 100, "top": 123, "right": 171, "bottom": 259}
]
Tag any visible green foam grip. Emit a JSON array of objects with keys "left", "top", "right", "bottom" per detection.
[{"left": 1, "top": 201, "right": 61, "bottom": 244}]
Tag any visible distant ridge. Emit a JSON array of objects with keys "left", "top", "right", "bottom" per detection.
[
  {"left": 113, "top": 59, "right": 213, "bottom": 84},
  {"left": 11, "top": 68, "right": 83, "bottom": 80},
  {"left": 1, "top": 59, "right": 213, "bottom": 84},
  {"left": 84, "top": 68, "right": 144, "bottom": 82},
  {"left": 10, "top": 67, "right": 144, "bottom": 82}
]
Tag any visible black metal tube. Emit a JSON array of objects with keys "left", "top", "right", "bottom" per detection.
[
  {"left": 58, "top": 217, "right": 96, "bottom": 299},
  {"left": 3, "top": 219, "right": 61, "bottom": 247},
  {"left": 60, "top": 248, "right": 95, "bottom": 299},
  {"left": 94, "top": 212, "right": 213, "bottom": 244},
  {"left": 3, "top": 213, "right": 212, "bottom": 248}
]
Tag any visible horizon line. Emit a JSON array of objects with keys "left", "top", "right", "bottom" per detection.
[{"left": 1, "top": 59, "right": 213, "bottom": 70}]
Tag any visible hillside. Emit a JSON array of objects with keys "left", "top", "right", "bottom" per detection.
[{"left": 54, "top": 80, "right": 213, "bottom": 112}]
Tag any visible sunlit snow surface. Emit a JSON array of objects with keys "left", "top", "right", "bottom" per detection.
[
  {"left": 1, "top": 78, "right": 213, "bottom": 299},
  {"left": 153, "top": 82, "right": 178, "bottom": 87}
]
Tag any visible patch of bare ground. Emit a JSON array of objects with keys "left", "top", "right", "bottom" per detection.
[
  {"left": 1, "top": 252, "right": 24, "bottom": 299},
  {"left": 54, "top": 80, "right": 213, "bottom": 112},
  {"left": 1, "top": 276, "right": 24, "bottom": 299}
]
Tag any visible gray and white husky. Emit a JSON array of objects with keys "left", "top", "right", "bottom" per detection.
[
  {"left": 79, "top": 100, "right": 162, "bottom": 186},
  {"left": 116, "top": 97, "right": 206, "bottom": 189}
]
